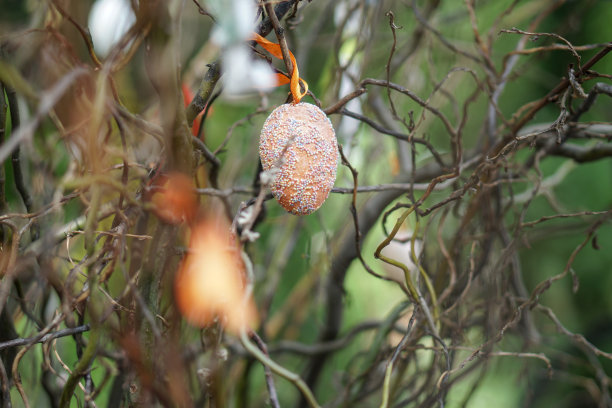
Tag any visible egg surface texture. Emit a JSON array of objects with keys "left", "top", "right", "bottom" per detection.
[{"left": 259, "top": 102, "right": 338, "bottom": 215}]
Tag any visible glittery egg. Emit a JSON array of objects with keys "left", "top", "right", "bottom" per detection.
[{"left": 259, "top": 102, "right": 338, "bottom": 215}]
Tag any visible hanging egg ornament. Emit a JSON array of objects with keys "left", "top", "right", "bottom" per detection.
[{"left": 259, "top": 102, "right": 338, "bottom": 215}]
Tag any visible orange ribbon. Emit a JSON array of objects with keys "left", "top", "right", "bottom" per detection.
[{"left": 253, "top": 33, "right": 308, "bottom": 103}]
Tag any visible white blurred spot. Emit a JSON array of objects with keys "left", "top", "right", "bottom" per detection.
[
  {"left": 380, "top": 229, "right": 423, "bottom": 287},
  {"left": 88, "top": 0, "right": 136, "bottom": 58},
  {"left": 222, "top": 46, "right": 276, "bottom": 95},
  {"left": 207, "top": 0, "right": 257, "bottom": 46},
  {"left": 205, "top": 0, "right": 276, "bottom": 96}
]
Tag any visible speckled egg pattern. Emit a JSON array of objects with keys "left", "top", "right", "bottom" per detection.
[{"left": 259, "top": 103, "right": 338, "bottom": 215}]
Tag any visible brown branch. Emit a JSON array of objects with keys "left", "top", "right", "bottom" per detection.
[
  {"left": 548, "top": 141, "right": 612, "bottom": 163},
  {"left": 0, "top": 325, "right": 90, "bottom": 352},
  {"left": 522, "top": 210, "right": 612, "bottom": 229},
  {"left": 250, "top": 332, "right": 281, "bottom": 408},
  {"left": 303, "top": 160, "right": 448, "bottom": 393},
  {"left": 269, "top": 321, "right": 385, "bottom": 356},
  {"left": 385, "top": 11, "right": 407, "bottom": 129},
  {"left": 465, "top": 0, "right": 496, "bottom": 75},
  {"left": 505, "top": 43, "right": 608, "bottom": 59},
  {"left": 264, "top": 1, "right": 294, "bottom": 81},
  {"left": 489, "top": 42, "right": 612, "bottom": 158},
  {"left": 537, "top": 305, "right": 612, "bottom": 361},
  {"left": 571, "top": 82, "right": 612, "bottom": 121},
  {"left": 4, "top": 85, "right": 36, "bottom": 241},
  {"left": 50, "top": 0, "right": 102, "bottom": 68},
  {"left": 410, "top": 0, "right": 482, "bottom": 65},
  {"left": 0, "top": 82, "right": 5, "bottom": 214},
  {"left": 500, "top": 27, "right": 582, "bottom": 68},
  {"left": 338, "top": 145, "right": 400, "bottom": 287},
  {"left": 193, "top": 182, "right": 452, "bottom": 197},
  {"left": 185, "top": 61, "right": 221, "bottom": 126},
  {"left": 334, "top": 108, "right": 448, "bottom": 168},
  {"left": 191, "top": 0, "right": 216, "bottom": 20},
  {"left": 326, "top": 78, "right": 456, "bottom": 138}
]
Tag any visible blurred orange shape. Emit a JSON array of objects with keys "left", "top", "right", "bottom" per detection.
[
  {"left": 182, "top": 83, "right": 193, "bottom": 108},
  {"left": 182, "top": 83, "right": 206, "bottom": 137},
  {"left": 151, "top": 172, "right": 198, "bottom": 224},
  {"left": 174, "top": 219, "right": 257, "bottom": 334}
]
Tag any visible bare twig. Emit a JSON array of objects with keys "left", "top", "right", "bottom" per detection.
[
  {"left": 191, "top": 0, "right": 216, "bottom": 20},
  {"left": 0, "top": 67, "right": 88, "bottom": 164},
  {"left": 264, "top": 1, "right": 294, "bottom": 81},
  {"left": 379, "top": 306, "right": 418, "bottom": 408},
  {"left": 500, "top": 27, "right": 582, "bottom": 68},
  {"left": 0, "top": 325, "right": 90, "bottom": 351},
  {"left": 250, "top": 332, "right": 281, "bottom": 408}
]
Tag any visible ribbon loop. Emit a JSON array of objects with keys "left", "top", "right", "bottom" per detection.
[{"left": 253, "top": 33, "right": 308, "bottom": 103}]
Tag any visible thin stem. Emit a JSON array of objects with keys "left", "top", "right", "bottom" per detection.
[
  {"left": 264, "top": 1, "right": 294, "bottom": 80},
  {"left": 0, "top": 325, "right": 90, "bottom": 351},
  {"left": 240, "top": 329, "right": 321, "bottom": 408},
  {"left": 379, "top": 307, "right": 418, "bottom": 408},
  {"left": 58, "top": 323, "right": 101, "bottom": 408},
  {"left": 58, "top": 268, "right": 102, "bottom": 408}
]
